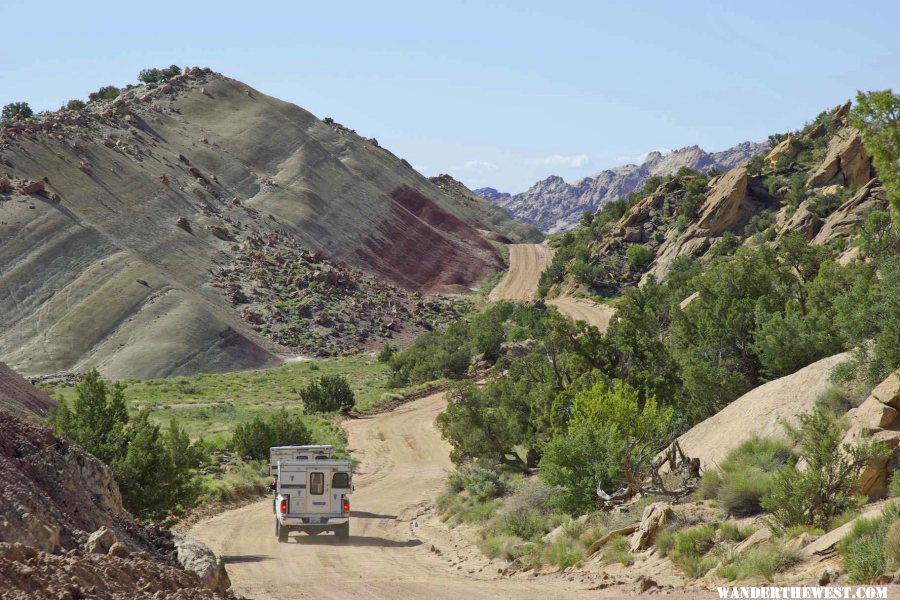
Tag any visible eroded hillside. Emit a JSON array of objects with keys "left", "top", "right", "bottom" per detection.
[{"left": 0, "top": 67, "right": 528, "bottom": 378}]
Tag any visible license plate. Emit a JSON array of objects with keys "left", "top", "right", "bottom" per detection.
[{"left": 309, "top": 517, "right": 322, "bottom": 524}]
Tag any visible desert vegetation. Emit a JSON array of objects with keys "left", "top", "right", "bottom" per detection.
[{"left": 421, "top": 92, "right": 900, "bottom": 578}]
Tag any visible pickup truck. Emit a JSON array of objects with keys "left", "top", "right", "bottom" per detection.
[{"left": 270, "top": 445, "right": 352, "bottom": 543}]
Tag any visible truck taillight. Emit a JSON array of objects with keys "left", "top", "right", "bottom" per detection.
[
  {"left": 342, "top": 496, "right": 350, "bottom": 515},
  {"left": 280, "top": 498, "right": 288, "bottom": 514}
]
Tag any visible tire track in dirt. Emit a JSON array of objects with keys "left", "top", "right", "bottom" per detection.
[{"left": 188, "top": 393, "right": 585, "bottom": 599}]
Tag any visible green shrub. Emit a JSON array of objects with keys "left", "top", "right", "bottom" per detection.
[
  {"left": 138, "top": 64, "right": 181, "bottom": 84},
  {"left": 463, "top": 465, "right": 510, "bottom": 501},
  {"left": 49, "top": 370, "right": 205, "bottom": 522},
  {"left": 300, "top": 374, "right": 355, "bottom": 413},
  {"left": 745, "top": 210, "right": 776, "bottom": 237},
  {"left": 697, "top": 469, "right": 722, "bottom": 500},
  {"left": 718, "top": 522, "right": 755, "bottom": 542},
  {"left": 816, "top": 386, "right": 853, "bottom": 416},
  {"left": 838, "top": 502, "right": 900, "bottom": 583},
  {"left": 492, "top": 508, "right": 551, "bottom": 541},
  {"left": 1, "top": 102, "right": 32, "bottom": 123},
  {"left": 231, "top": 408, "right": 311, "bottom": 460},
  {"left": 763, "top": 409, "right": 885, "bottom": 529},
  {"left": 377, "top": 343, "right": 396, "bottom": 363},
  {"left": 88, "top": 85, "right": 121, "bottom": 103},
  {"left": 545, "top": 538, "right": 584, "bottom": 568},
  {"left": 64, "top": 99, "right": 86, "bottom": 111},
  {"left": 655, "top": 528, "right": 676, "bottom": 556},
  {"left": 669, "top": 524, "right": 717, "bottom": 577},
  {"left": 601, "top": 535, "right": 633, "bottom": 565},
  {"left": 541, "top": 379, "right": 672, "bottom": 514},
  {"left": 705, "top": 438, "right": 794, "bottom": 516},
  {"left": 842, "top": 522, "right": 887, "bottom": 584},
  {"left": 718, "top": 541, "right": 800, "bottom": 581},
  {"left": 480, "top": 534, "right": 528, "bottom": 561},
  {"left": 626, "top": 244, "right": 653, "bottom": 271}
]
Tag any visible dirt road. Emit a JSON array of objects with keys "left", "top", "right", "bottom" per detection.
[
  {"left": 548, "top": 296, "right": 617, "bottom": 333},
  {"left": 189, "top": 393, "right": 583, "bottom": 599},
  {"left": 488, "top": 243, "right": 554, "bottom": 301},
  {"left": 490, "top": 244, "right": 616, "bottom": 332}
]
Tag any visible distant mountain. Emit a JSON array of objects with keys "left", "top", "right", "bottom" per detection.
[{"left": 476, "top": 141, "right": 769, "bottom": 232}]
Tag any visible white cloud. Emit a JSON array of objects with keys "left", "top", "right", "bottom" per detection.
[
  {"left": 525, "top": 154, "right": 589, "bottom": 168},
  {"left": 613, "top": 148, "right": 673, "bottom": 165},
  {"left": 459, "top": 160, "right": 499, "bottom": 171}
]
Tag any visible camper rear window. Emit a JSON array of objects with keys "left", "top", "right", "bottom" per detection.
[
  {"left": 332, "top": 472, "right": 350, "bottom": 488},
  {"left": 310, "top": 472, "right": 325, "bottom": 495}
]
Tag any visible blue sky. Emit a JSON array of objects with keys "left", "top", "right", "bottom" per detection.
[{"left": 1, "top": 1, "right": 898, "bottom": 193}]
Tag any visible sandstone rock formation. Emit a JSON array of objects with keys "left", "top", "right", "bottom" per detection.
[
  {"left": 675, "top": 352, "right": 851, "bottom": 469},
  {"left": 697, "top": 166, "right": 750, "bottom": 233},
  {"left": 477, "top": 141, "right": 767, "bottom": 232},
  {"left": 629, "top": 502, "right": 672, "bottom": 552},
  {"left": 841, "top": 371, "right": 900, "bottom": 499},
  {"left": 807, "top": 127, "right": 871, "bottom": 190}
]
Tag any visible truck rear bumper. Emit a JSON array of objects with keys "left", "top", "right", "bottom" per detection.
[{"left": 280, "top": 516, "right": 348, "bottom": 529}]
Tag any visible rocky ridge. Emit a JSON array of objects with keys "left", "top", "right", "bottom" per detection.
[
  {"left": 477, "top": 141, "right": 767, "bottom": 232},
  {"left": 545, "top": 101, "right": 884, "bottom": 297},
  {"left": 0, "top": 67, "right": 518, "bottom": 378}
]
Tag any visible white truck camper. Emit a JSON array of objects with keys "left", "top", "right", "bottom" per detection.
[{"left": 270, "top": 445, "right": 352, "bottom": 543}]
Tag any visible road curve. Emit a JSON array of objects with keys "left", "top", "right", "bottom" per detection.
[
  {"left": 548, "top": 296, "right": 617, "bottom": 333},
  {"left": 488, "top": 244, "right": 554, "bottom": 301},
  {"left": 490, "top": 243, "right": 616, "bottom": 332},
  {"left": 188, "top": 393, "right": 582, "bottom": 599}
]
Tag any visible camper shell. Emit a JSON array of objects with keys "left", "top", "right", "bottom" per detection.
[{"left": 271, "top": 445, "right": 352, "bottom": 543}]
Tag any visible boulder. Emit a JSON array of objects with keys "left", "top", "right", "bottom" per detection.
[
  {"left": 207, "top": 225, "right": 233, "bottom": 241},
  {"left": 781, "top": 201, "right": 823, "bottom": 240},
  {"left": 766, "top": 135, "right": 800, "bottom": 166},
  {"left": 819, "top": 566, "right": 841, "bottom": 585},
  {"left": 174, "top": 537, "right": 231, "bottom": 594},
  {"left": 807, "top": 127, "right": 871, "bottom": 190},
  {"left": 859, "top": 455, "right": 890, "bottom": 499},
  {"left": 813, "top": 179, "right": 888, "bottom": 245},
  {"left": 856, "top": 396, "right": 898, "bottom": 429},
  {"left": 175, "top": 217, "right": 192, "bottom": 233},
  {"left": 85, "top": 527, "right": 116, "bottom": 554},
  {"left": 624, "top": 227, "right": 642, "bottom": 243},
  {"left": 19, "top": 180, "right": 45, "bottom": 195},
  {"left": 107, "top": 542, "right": 130, "bottom": 558},
  {"left": 697, "top": 166, "right": 749, "bottom": 234},
  {"left": 735, "top": 527, "right": 773, "bottom": 554},
  {"left": 871, "top": 371, "right": 900, "bottom": 409},
  {"left": 0, "top": 176, "right": 11, "bottom": 193},
  {"left": 629, "top": 502, "right": 672, "bottom": 552}
]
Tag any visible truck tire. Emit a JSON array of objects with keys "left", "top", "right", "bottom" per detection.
[
  {"left": 336, "top": 522, "right": 349, "bottom": 543},
  {"left": 277, "top": 520, "right": 289, "bottom": 543}
]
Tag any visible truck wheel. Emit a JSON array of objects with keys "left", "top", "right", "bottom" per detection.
[
  {"left": 336, "top": 523, "right": 349, "bottom": 543},
  {"left": 277, "top": 520, "right": 289, "bottom": 543}
]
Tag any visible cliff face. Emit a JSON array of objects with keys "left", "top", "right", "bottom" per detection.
[
  {"left": 0, "top": 68, "right": 523, "bottom": 377},
  {"left": 477, "top": 141, "right": 768, "bottom": 232}
]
